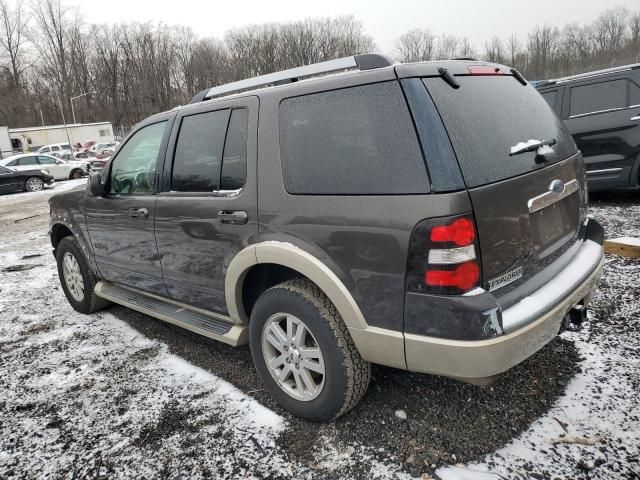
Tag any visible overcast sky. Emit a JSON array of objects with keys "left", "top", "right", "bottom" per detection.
[{"left": 69, "top": 0, "right": 635, "bottom": 53}]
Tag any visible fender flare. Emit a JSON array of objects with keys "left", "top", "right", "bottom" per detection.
[
  {"left": 50, "top": 219, "right": 98, "bottom": 274},
  {"left": 225, "top": 241, "right": 407, "bottom": 370},
  {"left": 225, "top": 241, "right": 368, "bottom": 330}
]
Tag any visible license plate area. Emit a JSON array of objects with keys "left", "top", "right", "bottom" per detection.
[{"left": 530, "top": 193, "right": 579, "bottom": 256}]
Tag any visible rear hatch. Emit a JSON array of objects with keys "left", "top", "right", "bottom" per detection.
[{"left": 421, "top": 71, "right": 587, "bottom": 305}]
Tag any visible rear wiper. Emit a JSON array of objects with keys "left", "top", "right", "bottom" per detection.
[{"left": 509, "top": 138, "right": 557, "bottom": 156}]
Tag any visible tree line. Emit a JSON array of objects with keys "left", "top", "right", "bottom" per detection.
[{"left": 0, "top": 0, "right": 638, "bottom": 133}]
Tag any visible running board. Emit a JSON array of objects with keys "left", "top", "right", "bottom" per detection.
[{"left": 94, "top": 281, "right": 248, "bottom": 346}]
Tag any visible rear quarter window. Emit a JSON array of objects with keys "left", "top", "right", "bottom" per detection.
[{"left": 279, "top": 81, "right": 429, "bottom": 195}]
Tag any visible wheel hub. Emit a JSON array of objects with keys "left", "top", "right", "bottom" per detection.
[
  {"left": 61, "top": 252, "right": 84, "bottom": 302},
  {"left": 261, "top": 313, "right": 326, "bottom": 401}
]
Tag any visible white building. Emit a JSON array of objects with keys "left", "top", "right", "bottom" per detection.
[{"left": 9, "top": 122, "right": 115, "bottom": 152}]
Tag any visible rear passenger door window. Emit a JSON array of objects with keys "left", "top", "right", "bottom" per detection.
[
  {"left": 171, "top": 108, "right": 248, "bottom": 193},
  {"left": 221, "top": 109, "right": 248, "bottom": 190},
  {"left": 17, "top": 157, "right": 38, "bottom": 166},
  {"left": 171, "top": 110, "right": 229, "bottom": 192},
  {"left": 569, "top": 79, "right": 627, "bottom": 117},
  {"left": 279, "top": 81, "right": 429, "bottom": 195}
]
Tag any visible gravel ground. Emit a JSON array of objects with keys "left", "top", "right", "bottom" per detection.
[{"left": 0, "top": 182, "right": 638, "bottom": 479}]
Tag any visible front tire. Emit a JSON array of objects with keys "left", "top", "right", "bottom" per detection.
[
  {"left": 249, "top": 279, "right": 370, "bottom": 421},
  {"left": 55, "top": 236, "right": 111, "bottom": 314},
  {"left": 25, "top": 176, "right": 44, "bottom": 192},
  {"left": 70, "top": 169, "right": 84, "bottom": 179}
]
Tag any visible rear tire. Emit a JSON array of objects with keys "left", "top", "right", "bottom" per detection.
[
  {"left": 56, "top": 236, "right": 111, "bottom": 314},
  {"left": 70, "top": 169, "right": 84, "bottom": 179},
  {"left": 25, "top": 176, "right": 44, "bottom": 192},
  {"left": 249, "top": 278, "right": 370, "bottom": 421}
]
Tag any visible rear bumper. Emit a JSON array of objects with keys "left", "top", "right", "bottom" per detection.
[{"left": 403, "top": 221, "right": 604, "bottom": 379}]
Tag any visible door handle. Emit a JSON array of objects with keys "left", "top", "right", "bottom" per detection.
[
  {"left": 128, "top": 207, "right": 149, "bottom": 219},
  {"left": 631, "top": 114, "right": 640, "bottom": 121},
  {"left": 217, "top": 210, "right": 248, "bottom": 225}
]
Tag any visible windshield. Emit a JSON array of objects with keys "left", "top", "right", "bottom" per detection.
[{"left": 423, "top": 76, "right": 577, "bottom": 188}]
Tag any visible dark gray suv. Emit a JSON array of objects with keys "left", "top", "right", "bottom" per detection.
[{"left": 49, "top": 54, "right": 604, "bottom": 421}]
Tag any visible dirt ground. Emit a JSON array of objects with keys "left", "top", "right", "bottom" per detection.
[{"left": 0, "top": 181, "right": 638, "bottom": 479}]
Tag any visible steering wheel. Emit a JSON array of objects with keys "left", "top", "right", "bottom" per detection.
[{"left": 134, "top": 171, "right": 154, "bottom": 192}]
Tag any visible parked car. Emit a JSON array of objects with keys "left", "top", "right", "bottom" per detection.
[
  {"left": 49, "top": 54, "right": 604, "bottom": 421},
  {"left": 36, "top": 142, "right": 73, "bottom": 155},
  {"left": 0, "top": 164, "right": 54, "bottom": 193},
  {"left": 536, "top": 63, "right": 640, "bottom": 191},
  {"left": 1, "top": 153, "right": 88, "bottom": 180},
  {"left": 90, "top": 141, "right": 118, "bottom": 153},
  {"left": 86, "top": 156, "right": 110, "bottom": 172},
  {"left": 79, "top": 140, "right": 96, "bottom": 153}
]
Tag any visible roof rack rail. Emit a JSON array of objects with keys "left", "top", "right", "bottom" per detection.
[
  {"left": 541, "top": 62, "right": 640, "bottom": 86},
  {"left": 190, "top": 53, "right": 394, "bottom": 103}
]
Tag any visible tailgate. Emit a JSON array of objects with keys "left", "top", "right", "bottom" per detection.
[{"left": 469, "top": 154, "right": 586, "bottom": 299}]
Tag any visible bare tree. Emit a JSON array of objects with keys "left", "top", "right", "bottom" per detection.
[
  {"left": 30, "top": 0, "right": 72, "bottom": 118},
  {"left": 456, "top": 37, "right": 475, "bottom": 58},
  {"left": 436, "top": 34, "right": 458, "bottom": 59},
  {"left": 0, "top": 0, "right": 27, "bottom": 87},
  {"left": 395, "top": 28, "right": 435, "bottom": 62},
  {"left": 483, "top": 36, "right": 505, "bottom": 63}
]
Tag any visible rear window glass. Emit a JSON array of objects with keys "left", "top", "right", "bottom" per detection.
[
  {"left": 569, "top": 80, "right": 627, "bottom": 116},
  {"left": 424, "top": 76, "right": 576, "bottom": 188},
  {"left": 279, "top": 81, "right": 429, "bottom": 195}
]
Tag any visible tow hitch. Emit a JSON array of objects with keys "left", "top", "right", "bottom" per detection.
[{"left": 561, "top": 304, "right": 588, "bottom": 332}]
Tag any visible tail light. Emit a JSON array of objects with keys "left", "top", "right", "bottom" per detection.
[{"left": 406, "top": 214, "right": 482, "bottom": 295}]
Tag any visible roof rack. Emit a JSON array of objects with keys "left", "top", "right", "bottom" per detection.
[
  {"left": 540, "top": 62, "right": 640, "bottom": 87},
  {"left": 190, "top": 53, "right": 395, "bottom": 103}
]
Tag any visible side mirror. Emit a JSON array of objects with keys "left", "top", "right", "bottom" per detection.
[
  {"left": 56, "top": 159, "right": 64, "bottom": 164},
  {"left": 87, "top": 172, "right": 106, "bottom": 197}
]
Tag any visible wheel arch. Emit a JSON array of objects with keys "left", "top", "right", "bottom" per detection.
[
  {"left": 50, "top": 219, "right": 99, "bottom": 275},
  {"left": 226, "top": 241, "right": 368, "bottom": 331}
]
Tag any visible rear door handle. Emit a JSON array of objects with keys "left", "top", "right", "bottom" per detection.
[
  {"left": 217, "top": 210, "right": 248, "bottom": 225},
  {"left": 631, "top": 114, "right": 640, "bottom": 121},
  {"left": 128, "top": 207, "right": 149, "bottom": 219}
]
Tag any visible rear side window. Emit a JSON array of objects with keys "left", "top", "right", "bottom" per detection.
[
  {"left": 17, "top": 157, "right": 38, "bottom": 166},
  {"left": 425, "top": 76, "right": 577, "bottom": 188},
  {"left": 569, "top": 80, "right": 626, "bottom": 117},
  {"left": 172, "top": 110, "right": 229, "bottom": 192},
  {"left": 279, "top": 81, "right": 429, "bottom": 195}
]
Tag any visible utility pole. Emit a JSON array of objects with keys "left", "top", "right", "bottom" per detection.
[
  {"left": 71, "top": 91, "right": 96, "bottom": 124},
  {"left": 55, "top": 93, "right": 73, "bottom": 148}
]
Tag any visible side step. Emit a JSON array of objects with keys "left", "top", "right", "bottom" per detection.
[{"left": 94, "top": 281, "right": 248, "bottom": 346}]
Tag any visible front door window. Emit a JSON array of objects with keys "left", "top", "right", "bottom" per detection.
[{"left": 110, "top": 122, "right": 167, "bottom": 195}]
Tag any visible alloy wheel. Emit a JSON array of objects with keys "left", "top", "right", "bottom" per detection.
[
  {"left": 261, "top": 313, "right": 326, "bottom": 401},
  {"left": 62, "top": 252, "right": 85, "bottom": 302}
]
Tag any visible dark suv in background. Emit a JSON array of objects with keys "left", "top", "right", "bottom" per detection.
[
  {"left": 536, "top": 64, "right": 640, "bottom": 191},
  {"left": 49, "top": 54, "right": 604, "bottom": 421}
]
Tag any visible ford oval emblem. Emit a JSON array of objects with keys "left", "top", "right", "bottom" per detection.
[{"left": 549, "top": 179, "right": 565, "bottom": 194}]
